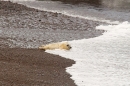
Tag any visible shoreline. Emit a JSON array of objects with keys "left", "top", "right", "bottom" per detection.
[
  {"left": 0, "top": 48, "right": 76, "bottom": 86},
  {"left": 0, "top": 1, "right": 76, "bottom": 86},
  {"left": 0, "top": 0, "right": 104, "bottom": 48},
  {"left": 0, "top": 1, "right": 104, "bottom": 86}
]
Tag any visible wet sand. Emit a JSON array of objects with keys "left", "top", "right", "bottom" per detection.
[
  {"left": 0, "top": 1, "right": 76, "bottom": 86},
  {"left": 0, "top": 48, "right": 75, "bottom": 86}
]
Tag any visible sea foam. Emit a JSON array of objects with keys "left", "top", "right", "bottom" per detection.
[{"left": 47, "top": 21, "right": 130, "bottom": 86}]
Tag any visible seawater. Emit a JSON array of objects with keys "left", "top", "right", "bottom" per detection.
[
  {"left": 9, "top": 0, "right": 130, "bottom": 23},
  {"left": 47, "top": 22, "right": 130, "bottom": 86},
  {"left": 3, "top": 0, "right": 130, "bottom": 86}
]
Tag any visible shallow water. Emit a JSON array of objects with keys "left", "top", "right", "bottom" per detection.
[{"left": 10, "top": 0, "right": 130, "bottom": 23}]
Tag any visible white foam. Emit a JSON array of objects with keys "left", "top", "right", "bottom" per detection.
[{"left": 47, "top": 21, "right": 130, "bottom": 86}]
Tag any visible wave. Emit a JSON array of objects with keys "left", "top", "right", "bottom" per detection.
[
  {"left": 47, "top": 21, "right": 130, "bottom": 86},
  {"left": 10, "top": 0, "right": 130, "bottom": 24}
]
